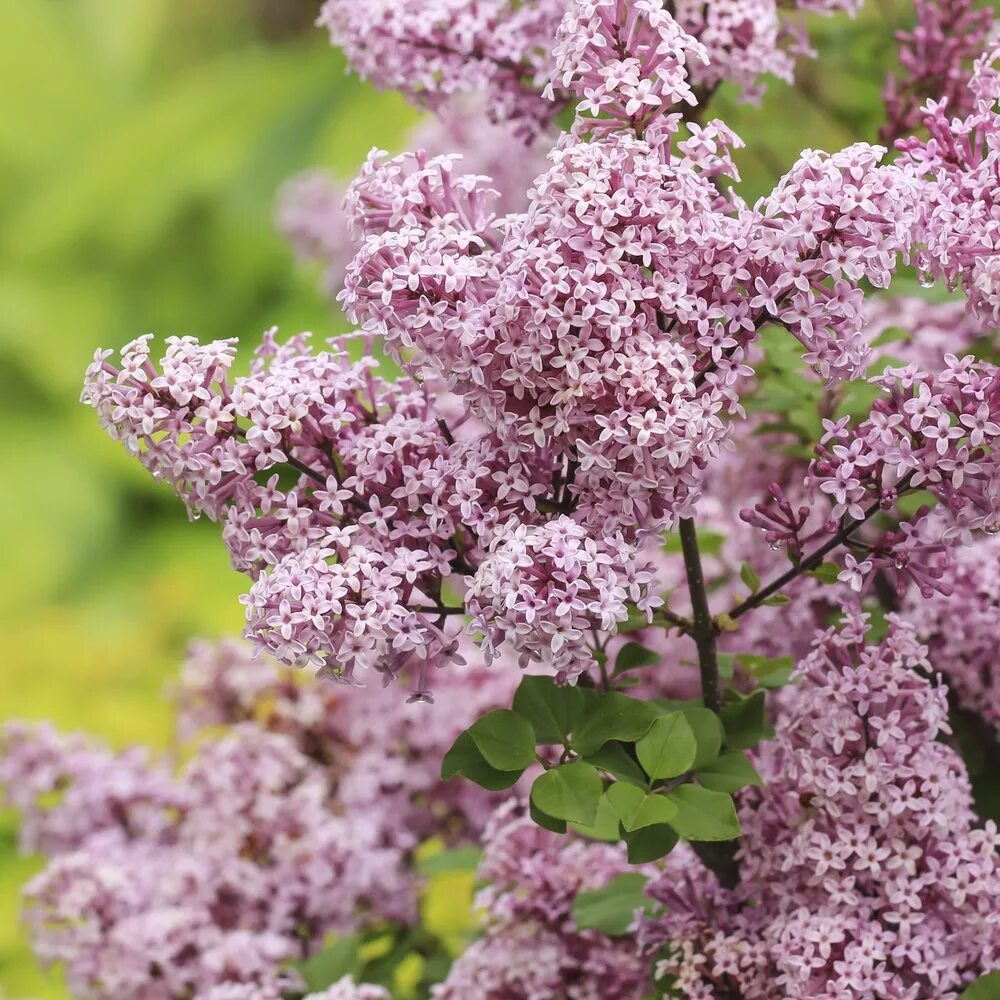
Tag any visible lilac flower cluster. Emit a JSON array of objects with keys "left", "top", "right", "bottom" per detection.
[
  {"left": 318, "top": 0, "right": 567, "bottom": 135},
  {"left": 901, "top": 90, "right": 1000, "bottom": 325},
  {"left": 882, "top": 0, "right": 996, "bottom": 142},
  {"left": 468, "top": 517, "right": 661, "bottom": 680},
  {"left": 905, "top": 534, "right": 1000, "bottom": 736},
  {"left": 319, "top": 0, "right": 863, "bottom": 131},
  {"left": 0, "top": 722, "right": 411, "bottom": 999},
  {"left": 805, "top": 355, "right": 1000, "bottom": 593},
  {"left": 1, "top": 639, "right": 519, "bottom": 998},
  {"left": 277, "top": 96, "right": 550, "bottom": 294},
  {"left": 645, "top": 615, "right": 1000, "bottom": 998},
  {"left": 433, "top": 800, "right": 647, "bottom": 999}
]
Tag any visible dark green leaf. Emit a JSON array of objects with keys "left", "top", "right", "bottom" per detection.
[
  {"left": 666, "top": 785, "right": 741, "bottom": 841},
  {"left": 441, "top": 731, "right": 524, "bottom": 790},
  {"left": 572, "top": 872, "right": 652, "bottom": 936},
  {"left": 807, "top": 562, "right": 842, "bottom": 585},
  {"left": 513, "top": 675, "right": 584, "bottom": 744},
  {"left": 614, "top": 641, "right": 661, "bottom": 675},
  {"left": 636, "top": 712, "right": 697, "bottom": 780},
  {"left": 623, "top": 823, "right": 680, "bottom": 863},
  {"left": 531, "top": 761, "right": 603, "bottom": 825},
  {"left": 720, "top": 691, "right": 770, "bottom": 751},
  {"left": 695, "top": 751, "right": 763, "bottom": 793},
  {"left": 468, "top": 709, "right": 537, "bottom": 770},
  {"left": 572, "top": 692, "right": 658, "bottom": 755},
  {"left": 530, "top": 797, "right": 568, "bottom": 834}
]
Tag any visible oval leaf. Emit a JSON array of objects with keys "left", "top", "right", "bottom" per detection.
[
  {"left": 572, "top": 692, "right": 658, "bottom": 755},
  {"left": 636, "top": 712, "right": 697, "bottom": 780},
  {"left": 468, "top": 709, "right": 537, "bottom": 770},
  {"left": 963, "top": 972, "right": 1000, "bottom": 999},
  {"left": 513, "top": 675, "right": 583, "bottom": 744},
  {"left": 695, "top": 751, "right": 763, "bottom": 794},
  {"left": 441, "top": 731, "right": 524, "bottom": 791},
  {"left": 667, "top": 785, "right": 741, "bottom": 842},
  {"left": 531, "top": 761, "right": 603, "bottom": 826},
  {"left": 678, "top": 706, "right": 724, "bottom": 769}
]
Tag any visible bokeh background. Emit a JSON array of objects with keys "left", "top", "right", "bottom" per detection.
[{"left": 0, "top": 1, "right": 910, "bottom": 994}]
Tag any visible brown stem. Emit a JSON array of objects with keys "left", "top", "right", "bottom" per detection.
[{"left": 678, "top": 517, "right": 725, "bottom": 715}]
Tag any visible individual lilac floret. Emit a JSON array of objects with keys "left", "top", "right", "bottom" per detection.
[
  {"left": 644, "top": 613, "right": 1000, "bottom": 998},
  {"left": 432, "top": 800, "right": 648, "bottom": 999}
]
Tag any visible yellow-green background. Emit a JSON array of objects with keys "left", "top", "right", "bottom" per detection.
[{"left": 0, "top": 1, "right": 915, "bottom": 994}]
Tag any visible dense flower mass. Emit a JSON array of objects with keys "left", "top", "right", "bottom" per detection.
[
  {"left": 468, "top": 516, "right": 660, "bottom": 679},
  {"left": 433, "top": 801, "right": 647, "bottom": 999},
  {"left": 319, "top": 0, "right": 864, "bottom": 130},
  {"left": 906, "top": 534, "right": 1000, "bottom": 736},
  {"left": 0, "top": 639, "right": 519, "bottom": 999},
  {"left": 645, "top": 615, "right": 1000, "bottom": 998},
  {"left": 0, "top": 722, "right": 411, "bottom": 999},
  {"left": 58, "top": 5, "right": 1000, "bottom": 998},
  {"left": 882, "top": 0, "right": 996, "bottom": 141}
]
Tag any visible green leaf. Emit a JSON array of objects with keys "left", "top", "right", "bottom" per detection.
[
  {"left": 530, "top": 797, "right": 568, "bottom": 834},
  {"left": 572, "top": 873, "right": 652, "bottom": 936},
  {"left": 296, "top": 935, "right": 360, "bottom": 991},
  {"left": 736, "top": 654, "right": 794, "bottom": 690},
  {"left": 606, "top": 783, "right": 678, "bottom": 831},
  {"left": 571, "top": 792, "right": 623, "bottom": 842},
  {"left": 614, "top": 641, "right": 661, "bottom": 676},
  {"left": 720, "top": 691, "right": 771, "bottom": 751},
  {"left": 678, "top": 706, "right": 724, "bottom": 769},
  {"left": 572, "top": 692, "right": 658, "bottom": 755},
  {"left": 807, "top": 562, "right": 842, "bottom": 585},
  {"left": 962, "top": 972, "right": 1000, "bottom": 999},
  {"left": 695, "top": 751, "right": 763, "bottom": 793},
  {"left": 584, "top": 741, "right": 648, "bottom": 788},
  {"left": 468, "top": 709, "right": 537, "bottom": 770},
  {"left": 531, "top": 761, "right": 603, "bottom": 825},
  {"left": 417, "top": 846, "right": 482, "bottom": 877},
  {"left": 441, "top": 731, "right": 524, "bottom": 791},
  {"left": 635, "top": 712, "right": 697, "bottom": 780},
  {"left": 666, "top": 785, "right": 741, "bottom": 842},
  {"left": 740, "top": 562, "right": 760, "bottom": 593},
  {"left": 623, "top": 823, "right": 680, "bottom": 863},
  {"left": 512, "top": 675, "right": 584, "bottom": 744},
  {"left": 762, "top": 594, "right": 790, "bottom": 606}
]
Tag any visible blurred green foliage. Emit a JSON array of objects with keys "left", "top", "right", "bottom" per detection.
[{"left": 0, "top": 0, "right": 924, "bottom": 995}]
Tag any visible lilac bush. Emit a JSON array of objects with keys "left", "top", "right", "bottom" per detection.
[{"left": 5, "top": 0, "right": 1000, "bottom": 996}]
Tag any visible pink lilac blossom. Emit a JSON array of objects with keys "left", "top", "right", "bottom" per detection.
[
  {"left": 277, "top": 96, "right": 551, "bottom": 295},
  {"left": 904, "top": 533, "right": 1000, "bottom": 737},
  {"left": 802, "top": 354, "right": 1000, "bottom": 595},
  {"left": 432, "top": 800, "right": 648, "bottom": 999},
  {"left": 900, "top": 90, "right": 1000, "bottom": 326},
  {"left": 467, "top": 516, "right": 661, "bottom": 680},
  {"left": 882, "top": 0, "right": 996, "bottom": 142},
  {"left": 174, "top": 636, "right": 520, "bottom": 844},
  {"left": 201, "top": 979, "right": 388, "bottom": 1000},
  {"left": 643, "top": 614, "right": 1000, "bottom": 999},
  {"left": 0, "top": 723, "right": 412, "bottom": 1000},
  {"left": 319, "top": 0, "right": 862, "bottom": 131}
]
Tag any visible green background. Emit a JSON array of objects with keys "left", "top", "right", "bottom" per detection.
[{"left": 0, "top": 0, "right": 916, "bottom": 994}]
